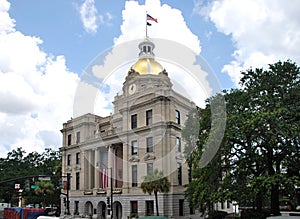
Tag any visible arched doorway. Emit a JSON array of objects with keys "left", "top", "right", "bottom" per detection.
[
  {"left": 84, "top": 201, "right": 93, "bottom": 217},
  {"left": 97, "top": 201, "right": 106, "bottom": 219},
  {"left": 112, "top": 201, "right": 122, "bottom": 219}
]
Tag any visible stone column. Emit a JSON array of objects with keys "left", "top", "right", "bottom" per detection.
[
  {"left": 83, "top": 150, "right": 88, "bottom": 190},
  {"left": 107, "top": 145, "right": 114, "bottom": 188},
  {"left": 122, "top": 142, "right": 128, "bottom": 191},
  {"left": 94, "top": 148, "right": 100, "bottom": 189}
]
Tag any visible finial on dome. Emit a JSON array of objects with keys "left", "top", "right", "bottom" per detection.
[
  {"left": 129, "top": 38, "right": 164, "bottom": 75},
  {"left": 138, "top": 38, "right": 155, "bottom": 59}
]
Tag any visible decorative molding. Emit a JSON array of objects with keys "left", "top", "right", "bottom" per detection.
[
  {"left": 129, "top": 156, "right": 140, "bottom": 162},
  {"left": 84, "top": 191, "right": 93, "bottom": 195},
  {"left": 144, "top": 153, "right": 156, "bottom": 161},
  {"left": 74, "top": 165, "right": 81, "bottom": 171},
  {"left": 66, "top": 166, "right": 72, "bottom": 171},
  {"left": 97, "top": 189, "right": 107, "bottom": 194},
  {"left": 113, "top": 188, "right": 122, "bottom": 194}
]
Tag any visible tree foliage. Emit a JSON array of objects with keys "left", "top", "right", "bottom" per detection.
[
  {"left": 185, "top": 60, "right": 300, "bottom": 216},
  {"left": 0, "top": 147, "right": 61, "bottom": 208}
]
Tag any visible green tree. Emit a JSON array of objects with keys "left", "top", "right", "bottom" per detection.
[
  {"left": 0, "top": 147, "right": 61, "bottom": 208},
  {"left": 34, "top": 180, "right": 55, "bottom": 207},
  {"left": 184, "top": 96, "right": 225, "bottom": 217},
  {"left": 185, "top": 60, "right": 300, "bottom": 216},
  {"left": 235, "top": 60, "right": 300, "bottom": 215},
  {"left": 141, "top": 169, "right": 171, "bottom": 216}
]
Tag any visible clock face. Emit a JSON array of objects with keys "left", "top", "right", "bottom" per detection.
[{"left": 128, "top": 83, "right": 137, "bottom": 95}]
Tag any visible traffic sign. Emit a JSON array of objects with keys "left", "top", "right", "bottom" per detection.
[
  {"left": 15, "top": 184, "right": 20, "bottom": 189},
  {"left": 31, "top": 185, "right": 39, "bottom": 189}
]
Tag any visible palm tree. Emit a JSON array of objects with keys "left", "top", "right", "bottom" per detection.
[{"left": 141, "top": 169, "right": 170, "bottom": 216}]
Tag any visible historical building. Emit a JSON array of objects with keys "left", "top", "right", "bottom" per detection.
[{"left": 60, "top": 38, "right": 197, "bottom": 218}]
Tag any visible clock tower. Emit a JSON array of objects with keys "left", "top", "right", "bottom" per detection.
[{"left": 122, "top": 37, "right": 172, "bottom": 97}]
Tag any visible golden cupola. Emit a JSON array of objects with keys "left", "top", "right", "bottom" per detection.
[{"left": 131, "top": 38, "right": 164, "bottom": 75}]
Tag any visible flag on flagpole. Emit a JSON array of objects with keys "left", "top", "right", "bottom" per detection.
[
  {"left": 147, "top": 14, "right": 158, "bottom": 23},
  {"left": 145, "top": 13, "right": 157, "bottom": 38}
]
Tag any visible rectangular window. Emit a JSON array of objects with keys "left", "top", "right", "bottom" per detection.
[
  {"left": 146, "top": 200, "right": 154, "bottom": 216},
  {"left": 146, "top": 110, "right": 152, "bottom": 126},
  {"left": 131, "top": 114, "right": 137, "bottom": 129},
  {"left": 179, "top": 199, "right": 184, "bottom": 216},
  {"left": 132, "top": 165, "right": 137, "bottom": 187},
  {"left": 176, "top": 110, "right": 181, "bottom": 125},
  {"left": 177, "top": 163, "right": 182, "bottom": 185},
  {"left": 76, "top": 131, "right": 80, "bottom": 144},
  {"left": 76, "top": 172, "right": 80, "bottom": 190},
  {"left": 67, "top": 154, "right": 71, "bottom": 166},
  {"left": 76, "top": 152, "right": 80, "bottom": 165},
  {"left": 176, "top": 137, "right": 181, "bottom": 152},
  {"left": 130, "top": 201, "right": 138, "bottom": 214},
  {"left": 146, "top": 137, "right": 153, "bottom": 153},
  {"left": 147, "top": 163, "right": 153, "bottom": 174},
  {"left": 67, "top": 173, "right": 71, "bottom": 190},
  {"left": 131, "top": 140, "right": 138, "bottom": 155},
  {"left": 67, "top": 134, "right": 72, "bottom": 146}
]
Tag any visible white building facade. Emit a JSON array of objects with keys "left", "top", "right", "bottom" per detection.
[{"left": 60, "top": 38, "right": 196, "bottom": 218}]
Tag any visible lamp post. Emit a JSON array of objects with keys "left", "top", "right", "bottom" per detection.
[
  {"left": 110, "top": 167, "right": 113, "bottom": 219},
  {"left": 66, "top": 174, "right": 70, "bottom": 215}
]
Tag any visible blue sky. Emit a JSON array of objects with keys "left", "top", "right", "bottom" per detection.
[
  {"left": 8, "top": 0, "right": 234, "bottom": 87},
  {"left": 1, "top": 0, "right": 300, "bottom": 157}
]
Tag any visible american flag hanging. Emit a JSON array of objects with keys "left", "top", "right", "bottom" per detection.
[{"left": 100, "top": 168, "right": 108, "bottom": 188}]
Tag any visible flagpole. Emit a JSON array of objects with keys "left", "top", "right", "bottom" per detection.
[{"left": 145, "top": 11, "right": 148, "bottom": 38}]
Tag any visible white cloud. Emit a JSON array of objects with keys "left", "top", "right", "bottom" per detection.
[
  {"left": 104, "top": 0, "right": 210, "bottom": 107},
  {"left": 0, "top": 0, "right": 79, "bottom": 157},
  {"left": 0, "top": 0, "right": 15, "bottom": 34},
  {"left": 199, "top": 0, "right": 300, "bottom": 85},
  {"left": 73, "top": 0, "right": 215, "bottom": 122},
  {"left": 99, "top": 12, "right": 113, "bottom": 26},
  {"left": 115, "top": 0, "right": 201, "bottom": 54},
  {"left": 74, "top": 0, "right": 211, "bottom": 118},
  {"left": 76, "top": 0, "right": 113, "bottom": 33},
  {"left": 78, "top": 0, "right": 98, "bottom": 33}
]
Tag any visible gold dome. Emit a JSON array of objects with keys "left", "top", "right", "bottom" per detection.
[{"left": 132, "top": 58, "right": 163, "bottom": 75}]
